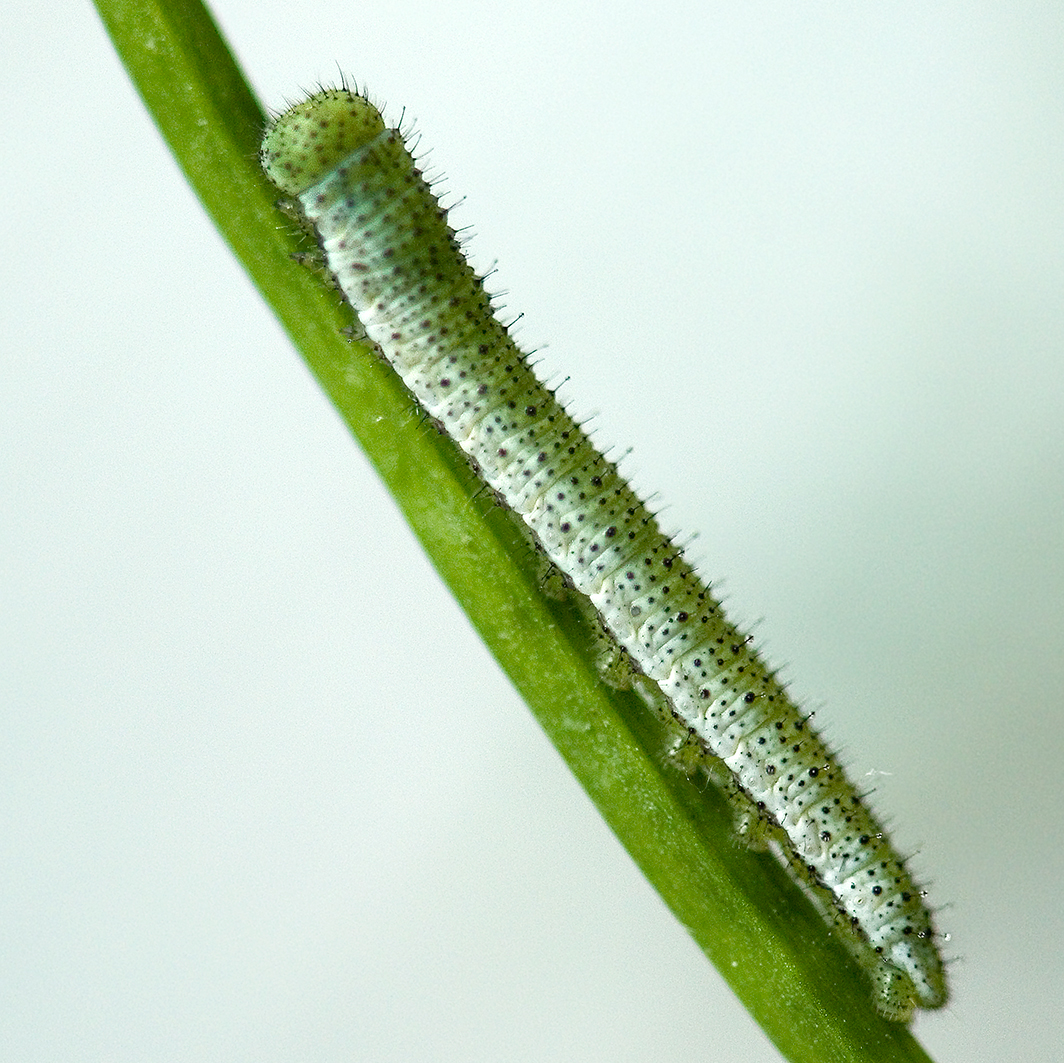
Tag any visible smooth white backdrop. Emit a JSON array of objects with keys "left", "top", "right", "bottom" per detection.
[{"left": 4, "top": 3, "right": 1063, "bottom": 1060}]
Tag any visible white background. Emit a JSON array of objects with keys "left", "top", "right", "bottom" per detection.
[{"left": 4, "top": 3, "right": 1063, "bottom": 1060}]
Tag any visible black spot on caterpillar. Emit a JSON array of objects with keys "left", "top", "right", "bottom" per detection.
[{"left": 260, "top": 86, "right": 948, "bottom": 1021}]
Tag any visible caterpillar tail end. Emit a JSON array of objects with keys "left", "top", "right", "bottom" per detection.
[{"left": 870, "top": 943, "right": 949, "bottom": 1022}]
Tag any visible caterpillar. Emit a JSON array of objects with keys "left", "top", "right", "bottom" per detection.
[{"left": 260, "top": 86, "right": 948, "bottom": 1021}]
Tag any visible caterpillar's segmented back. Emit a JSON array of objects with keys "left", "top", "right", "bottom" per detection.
[{"left": 261, "top": 87, "right": 948, "bottom": 1021}]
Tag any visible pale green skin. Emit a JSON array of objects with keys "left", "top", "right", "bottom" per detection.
[{"left": 261, "top": 89, "right": 948, "bottom": 1021}]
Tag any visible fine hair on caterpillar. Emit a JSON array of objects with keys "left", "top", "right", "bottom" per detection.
[{"left": 260, "top": 85, "right": 949, "bottom": 1022}]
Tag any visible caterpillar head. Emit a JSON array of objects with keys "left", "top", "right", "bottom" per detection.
[{"left": 261, "top": 89, "right": 386, "bottom": 196}]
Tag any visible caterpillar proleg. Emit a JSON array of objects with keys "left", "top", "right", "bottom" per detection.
[{"left": 260, "top": 86, "right": 948, "bottom": 1021}]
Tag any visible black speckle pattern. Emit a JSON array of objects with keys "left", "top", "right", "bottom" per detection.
[{"left": 263, "top": 90, "right": 947, "bottom": 1021}]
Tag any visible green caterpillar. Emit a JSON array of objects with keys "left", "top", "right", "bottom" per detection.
[{"left": 261, "top": 86, "right": 948, "bottom": 1021}]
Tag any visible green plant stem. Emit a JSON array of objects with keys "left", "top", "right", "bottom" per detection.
[{"left": 93, "top": 2, "right": 939, "bottom": 1060}]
